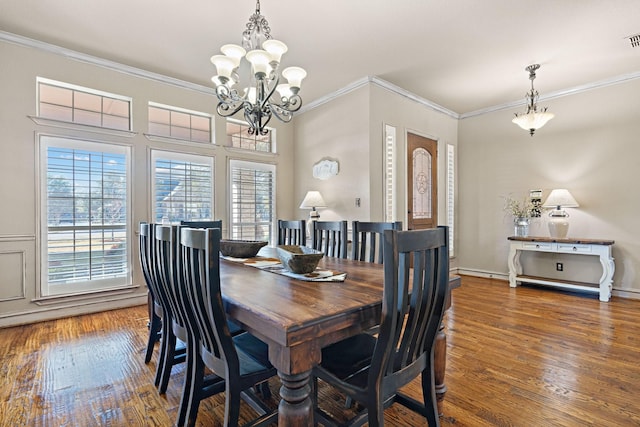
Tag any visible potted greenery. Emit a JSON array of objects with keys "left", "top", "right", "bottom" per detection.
[{"left": 504, "top": 196, "right": 535, "bottom": 237}]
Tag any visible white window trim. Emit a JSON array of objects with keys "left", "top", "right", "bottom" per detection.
[
  {"left": 228, "top": 159, "right": 277, "bottom": 243},
  {"left": 150, "top": 149, "right": 216, "bottom": 224},
  {"left": 38, "top": 134, "right": 133, "bottom": 297}
]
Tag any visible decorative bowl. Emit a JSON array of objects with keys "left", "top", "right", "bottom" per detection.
[
  {"left": 219, "top": 240, "right": 268, "bottom": 258},
  {"left": 276, "top": 245, "right": 324, "bottom": 274}
]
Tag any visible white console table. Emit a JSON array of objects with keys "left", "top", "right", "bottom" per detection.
[{"left": 507, "top": 236, "right": 615, "bottom": 302}]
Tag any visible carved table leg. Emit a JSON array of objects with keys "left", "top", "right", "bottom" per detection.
[
  {"left": 278, "top": 370, "right": 313, "bottom": 427},
  {"left": 434, "top": 322, "right": 447, "bottom": 416}
]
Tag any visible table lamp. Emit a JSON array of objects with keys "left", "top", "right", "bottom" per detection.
[
  {"left": 542, "top": 189, "right": 579, "bottom": 239},
  {"left": 299, "top": 191, "right": 327, "bottom": 221}
]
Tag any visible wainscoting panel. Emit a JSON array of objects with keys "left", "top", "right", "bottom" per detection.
[{"left": 0, "top": 250, "right": 26, "bottom": 301}]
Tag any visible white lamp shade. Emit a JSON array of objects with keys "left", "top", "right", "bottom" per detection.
[
  {"left": 276, "top": 84, "right": 293, "bottom": 99},
  {"left": 262, "top": 39, "right": 288, "bottom": 63},
  {"left": 512, "top": 111, "right": 555, "bottom": 132},
  {"left": 543, "top": 189, "right": 579, "bottom": 209},
  {"left": 246, "top": 49, "right": 271, "bottom": 76},
  {"left": 210, "top": 55, "right": 235, "bottom": 78},
  {"left": 282, "top": 66, "right": 307, "bottom": 90},
  {"left": 299, "top": 191, "right": 326, "bottom": 209},
  {"left": 220, "top": 44, "right": 246, "bottom": 67}
]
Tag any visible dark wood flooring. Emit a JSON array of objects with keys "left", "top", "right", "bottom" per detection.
[{"left": 1, "top": 276, "right": 639, "bottom": 426}]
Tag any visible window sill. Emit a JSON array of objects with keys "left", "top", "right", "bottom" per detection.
[
  {"left": 28, "top": 116, "right": 137, "bottom": 138},
  {"left": 33, "top": 284, "right": 140, "bottom": 306},
  {"left": 143, "top": 133, "right": 218, "bottom": 147},
  {"left": 223, "top": 146, "right": 278, "bottom": 158}
]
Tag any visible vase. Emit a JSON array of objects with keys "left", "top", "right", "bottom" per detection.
[{"left": 514, "top": 217, "right": 530, "bottom": 237}]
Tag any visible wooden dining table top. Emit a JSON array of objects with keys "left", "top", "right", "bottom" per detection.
[{"left": 217, "top": 248, "right": 460, "bottom": 426}]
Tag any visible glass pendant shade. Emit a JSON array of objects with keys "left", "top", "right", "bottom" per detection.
[
  {"left": 282, "top": 66, "right": 307, "bottom": 90},
  {"left": 210, "top": 55, "right": 236, "bottom": 79},
  {"left": 512, "top": 111, "right": 555, "bottom": 132},
  {"left": 220, "top": 44, "right": 246, "bottom": 67},
  {"left": 262, "top": 39, "right": 288, "bottom": 63},
  {"left": 246, "top": 49, "right": 271, "bottom": 76}
]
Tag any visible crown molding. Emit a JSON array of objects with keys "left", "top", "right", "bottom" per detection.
[
  {"left": 4, "top": 30, "right": 639, "bottom": 121},
  {"left": 0, "top": 30, "right": 215, "bottom": 96},
  {"left": 460, "top": 71, "right": 640, "bottom": 119},
  {"left": 299, "top": 75, "right": 460, "bottom": 119}
]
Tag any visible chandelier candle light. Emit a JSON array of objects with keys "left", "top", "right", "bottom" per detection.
[
  {"left": 512, "top": 64, "right": 555, "bottom": 136},
  {"left": 210, "top": 0, "right": 307, "bottom": 136}
]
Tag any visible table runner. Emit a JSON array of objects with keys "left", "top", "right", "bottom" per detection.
[{"left": 222, "top": 255, "right": 347, "bottom": 282}]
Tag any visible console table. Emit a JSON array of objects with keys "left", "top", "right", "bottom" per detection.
[{"left": 507, "top": 236, "right": 615, "bottom": 302}]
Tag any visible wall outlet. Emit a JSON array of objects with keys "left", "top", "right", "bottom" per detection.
[
  {"left": 556, "top": 262, "right": 563, "bottom": 271},
  {"left": 355, "top": 198, "right": 361, "bottom": 207}
]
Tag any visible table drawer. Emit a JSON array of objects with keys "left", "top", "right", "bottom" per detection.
[
  {"left": 522, "top": 242, "right": 553, "bottom": 251},
  {"left": 558, "top": 243, "right": 592, "bottom": 253}
]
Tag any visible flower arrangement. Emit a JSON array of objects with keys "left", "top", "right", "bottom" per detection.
[{"left": 503, "top": 196, "right": 535, "bottom": 219}]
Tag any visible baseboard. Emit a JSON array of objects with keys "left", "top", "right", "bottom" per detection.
[
  {"left": 0, "top": 294, "right": 147, "bottom": 328},
  {"left": 454, "top": 268, "right": 509, "bottom": 282}
]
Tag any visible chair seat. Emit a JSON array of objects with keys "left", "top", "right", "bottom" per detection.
[
  {"left": 234, "top": 332, "right": 274, "bottom": 375},
  {"left": 320, "top": 333, "right": 376, "bottom": 380}
]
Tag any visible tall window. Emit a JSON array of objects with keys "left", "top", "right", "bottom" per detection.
[
  {"left": 226, "top": 119, "right": 273, "bottom": 152},
  {"left": 40, "top": 136, "right": 130, "bottom": 296},
  {"left": 148, "top": 102, "right": 212, "bottom": 143},
  {"left": 37, "top": 77, "right": 131, "bottom": 131},
  {"left": 152, "top": 151, "right": 214, "bottom": 223},
  {"left": 229, "top": 160, "right": 275, "bottom": 242}
]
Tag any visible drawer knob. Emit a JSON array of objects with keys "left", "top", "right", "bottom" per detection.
[
  {"left": 573, "top": 246, "right": 577, "bottom": 251},
  {"left": 536, "top": 244, "right": 540, "bottom": 248}
]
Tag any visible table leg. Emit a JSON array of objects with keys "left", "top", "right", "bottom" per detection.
[
  {"left": 278, "top": 370, "right": 313, "bottom": 427},
  {"left": 434, "top": 322, "right": 447, "bottom": 416}
]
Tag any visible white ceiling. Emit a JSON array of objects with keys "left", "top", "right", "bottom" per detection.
[{"left": 1, "top": 0, "right": 639, "bottom": 115}]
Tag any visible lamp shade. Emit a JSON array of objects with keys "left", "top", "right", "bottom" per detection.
[
  {"left": 512, "top": 111, "right": 555, "bottom": 132},
  {"left": 299, "top": 191, "right": 326, "bottom": 209},
  {"left": 542, "top": 189, "right": 579, "bottom": 209}
]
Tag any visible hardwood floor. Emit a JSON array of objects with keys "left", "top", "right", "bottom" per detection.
[{"left": 1, "top": 276, "right": 639, "bottom": 426}]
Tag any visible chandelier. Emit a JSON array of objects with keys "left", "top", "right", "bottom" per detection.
[
  {"left": 210, "top": 0, "right": 307, "bottom": 135},
  {"left": 512, "top": 64, "right": 554, "bottom": 136}
]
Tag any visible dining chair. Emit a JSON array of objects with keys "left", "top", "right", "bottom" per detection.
[
  {"left": 311, "top": 220, "right": 348, "bottom": 258},
  {"left": 153, "top": 225, "right": 188, "bottom": 395},
  {"left": 313, "top": 226, "right": 449, "bottom": 427},
  {"left": 351, "top": 221, "right": 403, "bottom": 263},
  {"left": 138, "top": 222, "right": 162, "bottom": 364},
  {"left": 179, "top": 226, "right": 278, "bottom": 427},
  {"left": 277, "top": 219, "right": 306, "bottom": 246}
]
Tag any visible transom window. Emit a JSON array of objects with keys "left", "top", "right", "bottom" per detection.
[
  {"left": 226, "top": 119, "right": 273, "bottom": 152},
  {"left": 152, "top": 150, "right": 214, "bottom": 224},
  {"left": 229, "top": 160, "right": 275, "bottom": 242},
  {"left": 37, "top": 77, "right": 131, "bottom": 131},
  {"left": 148, "top": 102, "right": 212, "bottom": 143}
]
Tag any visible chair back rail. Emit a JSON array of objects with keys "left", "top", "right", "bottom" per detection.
[
  {"left": 351, "top": 221, "right": 402, "bottom": 263},
  {"left": 311, "top": 220, "right": 348, "bottom": 258},
  {"left": 277, "top": 219, "right": 307, "bottom": 246}
]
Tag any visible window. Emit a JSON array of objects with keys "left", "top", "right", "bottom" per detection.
[
  {"left": 152, "top": 151, "right": 214, "bottom": 223},
  {"left": 148, "top": 102, "right": 212, "bottom": 143},
  {"left": 229, "top": 160, "right": 275, "bottom": 242},
  {"left": 226, "top": 119, "right": 273, "bottom": 152},
  {"left": 37, "top": 77, "right": 131, "bottom": 131},
  {"left": 40, "top": 135, "right": 130, "bottom": 296}
]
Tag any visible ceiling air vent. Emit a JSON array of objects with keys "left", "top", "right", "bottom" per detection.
[{"left": 627, "top": 33, "right": 640, "bottom": 48}]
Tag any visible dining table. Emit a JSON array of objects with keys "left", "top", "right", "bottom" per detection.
[{"left": 219, "top": 249, "right": 460, "bottom": 426}]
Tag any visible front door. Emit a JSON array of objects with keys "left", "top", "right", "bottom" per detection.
[{"left": 407, "top": 133, "right": 437, "bottom": 230}]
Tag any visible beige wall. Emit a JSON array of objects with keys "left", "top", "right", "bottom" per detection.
[
  {"left": 458, "top": 78, "right": 640, "bottom": 297},
  {"left": 0, "top": 40, "right": 295, "bottom": 326}
]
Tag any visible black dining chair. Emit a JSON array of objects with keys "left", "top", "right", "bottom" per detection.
[
  {"left": 313, "top": 226, "right": 449, "bottom": 427},
  {"left": 179, "top": 227, "right": 278, "bottom": 427},
  {"left": 277, "top": 219, "right": 306, "bottom": 246},
  {"left": 311, "top": 220, "right": 348, "bottom": 258},
  {"left": 153, "top": 225, "right": 188, "bottom": 395},
  {"left": 351, "top": 221, "right": 403, "bottom": 263},
  {"left": 138, "top": 222, "right": 162, "bottom": 364}
]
